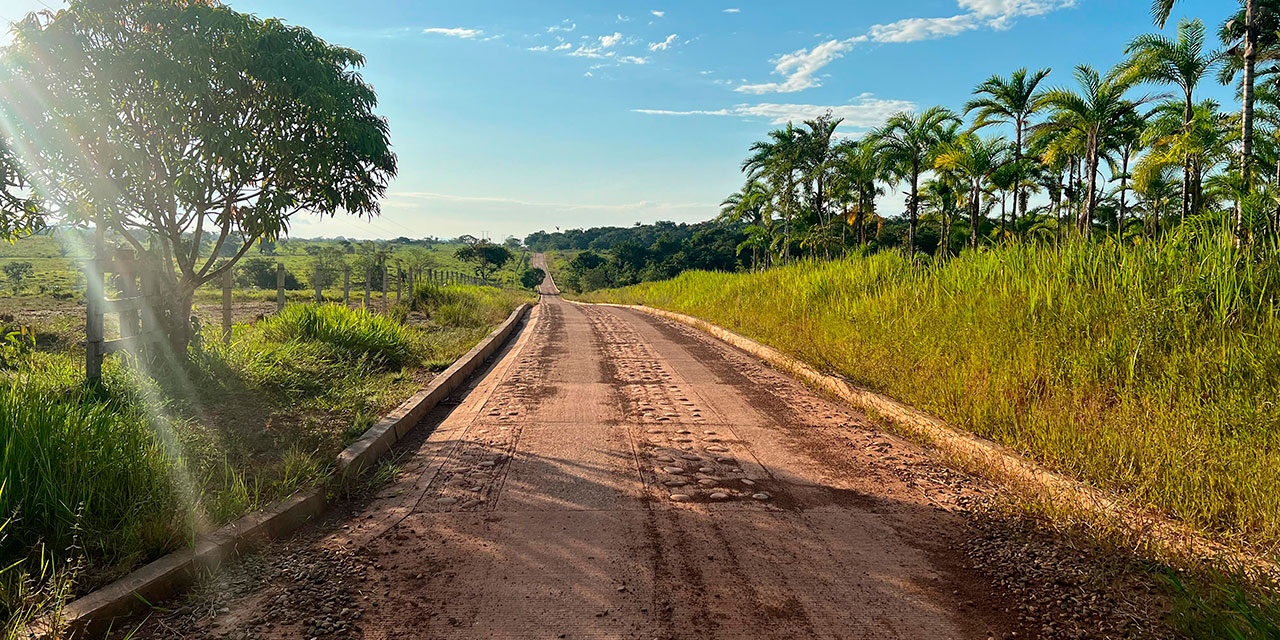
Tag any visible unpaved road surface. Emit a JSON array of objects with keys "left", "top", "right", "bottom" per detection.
[{"left": 126, "top": 259, "right": 1163, "bottom": 639}]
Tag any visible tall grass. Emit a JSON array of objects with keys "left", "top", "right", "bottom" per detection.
[
  {"left": 1, "top": 284, "right": 532, "bottom": 627},
  {"left": 584, "top": 232, "right": 1280, "bottom": 550},
  {"left": 262, "top": 304, "right": 417, "bottom": 369}
]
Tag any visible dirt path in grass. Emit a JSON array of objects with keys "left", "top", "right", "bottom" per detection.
[{"left": 124, "top": 261, "right": 1166, "bottom": 640}]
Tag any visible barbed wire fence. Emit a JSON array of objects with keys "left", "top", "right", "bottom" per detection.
[{"left": 213, "top": 262, "right": 499, "bottom": 344}]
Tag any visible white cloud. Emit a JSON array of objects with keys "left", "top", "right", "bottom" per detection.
[
  {"left": 620, "top": 56, "right": 650, "bottom": 65},
  {"left": 651, "top": 10, "right": 665, "bottom": 17},
  {"left": 723, "top": 8, "right": 741, "bottom": 13},
  {"left": 648, "top": 33, "right": 679, "bottom": 52},
  {"left": 633, "top": 95, "right": 916, "bottom": 132},
  {"left": 528, "top": 45, "right": 550, "bottom": 52},
  {"left": 869, "top": 0, "right": 1075, "bottom": 42},
  {"left": 617, "top": 14, "right": 631, "bottom": 22},
  {"left": 869, "top": 15, "right": 980, "bottom": 42},
  {"left": 735, "top": 37, "right": 865, "bottom": 94},
  {"left": 735, "top": 0, "right": 1075, "bottom": 93},
  {"left": 547, "top": 20, "right": 576, "bottom": 33},
  {"left": 554, "top": 42, "right": 573, "bottom": 51},
  {"left": 599, "top": 32, "right": 624, "bottom": 48},
  {"left": 423, "top": 27, "right": 482, "bottom": 39}
]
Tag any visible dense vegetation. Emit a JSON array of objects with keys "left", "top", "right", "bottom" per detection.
[{"left": 524, "top": 221, "right": 747, "bottom": 292}]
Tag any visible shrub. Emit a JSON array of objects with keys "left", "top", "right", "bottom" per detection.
[{"left": 260, "top": 304, "right": 416, "bottom": 369}]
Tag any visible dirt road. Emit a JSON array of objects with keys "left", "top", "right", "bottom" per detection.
[{"left": 129, "top": 259, "right": 1132, "bottom": 639}]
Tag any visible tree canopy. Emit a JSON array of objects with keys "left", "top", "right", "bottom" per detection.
[{"left": 0, "top": 0, "right": 396, "bottom": 342}]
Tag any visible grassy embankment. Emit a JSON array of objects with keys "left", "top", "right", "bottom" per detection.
[
  {"left": 581, "top": 235, "right": 1280, "bottom": 550},
  {"left": 0, "top": 283, "right": 532, "bottom": 632},
  {"left": 583, "top": 234, "right": 1280, "bottom": 633}
]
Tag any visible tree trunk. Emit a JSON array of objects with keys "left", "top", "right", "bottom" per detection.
[
  {"left": 908, "top": 162, "right": 920, "bottom": 256},
  {"left": 1118, "top": 146, "right": 1130, "bottom": 237},
  {"left": 970, "top": 185, "right": 981, "bottom": 249},
  {"left": 1080, "top": 138, "right": 1099, "bottom": 236},
  {"left": 1239, "top": 0, "right": 1258, "bottom": 242}
]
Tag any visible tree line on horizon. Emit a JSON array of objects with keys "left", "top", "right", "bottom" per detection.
[{"left": 719, "top": 1, "right": 1280, "bottom": 268}]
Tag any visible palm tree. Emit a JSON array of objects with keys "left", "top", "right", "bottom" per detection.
[
  {"left": 964, "top": 67, "right": 1051, "bottom": 226},
  {"left": 743, "top": 125, "right": 801, "bottom": 262},
  {"left": 872, "top": 106, "right": 959, "bottom": 255},
  {"left": 833, "top": 139, "right": 889, "bottom": 247},
  {"left": 1036, "top": 65, "right": 1151, "bottom": 235},
  {"left": 719, "top": 179, "right": 771, "bottom": 270},
  {"left": 1119, "top": 17, "right": 1219, "bottom": 220},
  {"left": 1155, "top": 0, "right": 1260, "bottom": 210},
  {"left": 934, "top": 132, "right": 1014, "bottom": 248},
  {"left": 797, "top": 115, "right": 842, "bottom": 233},
  {"left": 1137, "top": 99, "right": 1231, "bottom": 220}
]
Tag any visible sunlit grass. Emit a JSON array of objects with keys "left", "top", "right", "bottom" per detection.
[
  {"left": 0, "top": 284, "right": 532, "bottom": 626},
  {"left": 583, "top": 230, "right": 1280, "bottom": 551}
]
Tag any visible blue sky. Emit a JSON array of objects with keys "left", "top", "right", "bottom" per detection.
[{"left": 0, "top": 0, "right": 1232, "bottom": 241}]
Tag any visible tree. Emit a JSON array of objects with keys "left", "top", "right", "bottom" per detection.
[
  {"left": 834, "top": 139, "right": 890, "bottom": 247},
  {"left": 0, "top": 0, "right": 396, "bottom": 349},
  {"left": 2, "top": 261, "right": 33, "bottom": 293},
  {"left": 743, "top": 124, "right": 802, "bottom": 262},
  {"left": 1119, "top": 17, "right": 1220, "bottom": 220},
  {"left": 719, "top": 180, "right": 771, "bottom": 270},
  {"left": 520, "top": 267, "right": 546, "bottom": 290},
  {"left": 1136, "top": 100, "right": 1232, "bottom": 224},
  {"left": 935, "top": 133, "right": 1013, "bottom": 248},
  {"left": 455, "top": 243, "right": 511, "bottom": 281},
  {"left": 964, "top": 67, "right": 1051, "bottom": 227},
  {"left": 872, "top": 106, "right": 960, "bottom": 255},
  {"left": 1036, "top": 65, "right": 1151, "bottom": 235},
  {"left": 0, "top": 139, "right": 40, "bottom": 242}
]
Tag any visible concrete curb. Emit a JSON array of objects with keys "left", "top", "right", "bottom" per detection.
[
  {"left": 56, "top": 303, "right": 532, "bottom": 637},
  {"left": 578, "top": 301, "right": 1238, "bottom": 564}
]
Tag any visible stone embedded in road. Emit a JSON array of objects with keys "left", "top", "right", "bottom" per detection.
[
  {"left": 706, "top": 446, "right": 729, "bottom": 452},
  {"left": 709, "top": 492, "right": 730, "bottom": 500},
  {"left": 752, "top": 493, "right": 771, "bottom": 500},
  {"left": 669, "top": 494, "right": 692, "bottom": 502},
  {"left": 664, "top": 480, "right": 688, "bottom": 487},
  {"left": 698, "top": 479, "right": 718, "bottom": 486},
  {"left": 741, "top": 479, "right": 756, "bottom": 486},
  {"left": 662, "top": 466, "right": 685, "bottom": 474}
]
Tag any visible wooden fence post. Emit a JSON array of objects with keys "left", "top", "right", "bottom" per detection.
[
  {"left": 117, "top": 248, "right": 139, "bottom": 342},
  {"left": 276, "top": 262, "right": 285, "bottom": 313},
  {"left": 396, "top": 266, "right": 403, "bottom": 304},
  {"left": 314, "top": 264, "right": 323, "bottom": 304},
  {"left": 222, "top": 269, "right": 233, "bottom": 345},
  {"left": 343, "top": 265, "right": 351, "bottom": 306},
  {"left": 381, "top": 264, "right": 389, "bottom": 313},
  {"left": 364, "top": 266, "right": 371, "bottom": 308},
  {"left": 85, "top": 261, "right": 104, "bottom": 381}
]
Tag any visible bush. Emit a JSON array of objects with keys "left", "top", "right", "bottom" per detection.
[
  {"left": 260, "top": 304, "right": 416, "bottom": 369},
  {"left": 236, "top": 257, "right": 303, "bottom": 290}
]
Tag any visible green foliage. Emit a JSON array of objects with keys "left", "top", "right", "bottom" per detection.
[
  {"left": 584, "top": 234, "right": 1280, "bottom": 549},
  {"left": 520, "top": 267, "right": 546, "bottom": 290},
  {"left": 0, "top": 357, "right": 180, "bottom": 578},
  {"left": 235, "top": 257, "right": 303, "bottom": 291},
  {"left": 261, "top": 304, "right": 416, "bottom": 370},
  {"left": 455, "top": 243, "right": 512, "bottom": 280},
  {"left": 0, "top": 0, "right": 396, "bottom": 346},
  {"left": 0, "top": 263, "right": 31, "bottom": 294}
]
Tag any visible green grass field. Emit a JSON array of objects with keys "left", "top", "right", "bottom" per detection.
[
  {"left": 0, "top": 282, "right": 532, "bottom": 630},
  {"left": 0, "top": 235, "right": 530, "bottom": 304}
]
